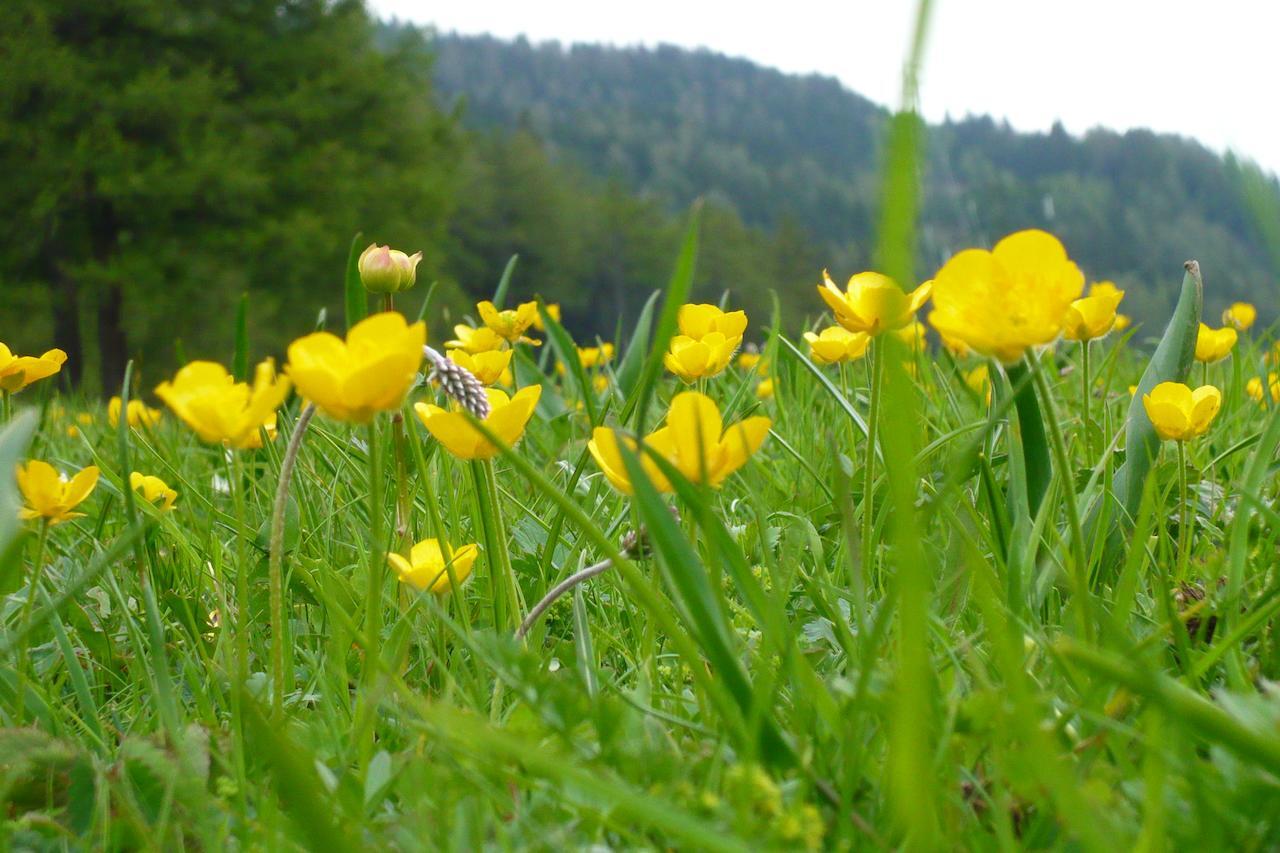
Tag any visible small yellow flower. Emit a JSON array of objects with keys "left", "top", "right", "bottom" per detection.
[
  {"left": 16, "top": 461, "right": 99, "bottom": 525},
  {"left": 737, "top": 350, "right": 762, "bottom": 370},
  {"left": 445, "top": 324, "right": 508, "bottom": 354},
  {"left": 963, "top": 365, "right": 992, "bottom": 403},
  {"left": 76, "top": 413, "right": 93, "bottom": 426},
  {"left": 1247, "top": 373, "right": 1280, "bottom": 404},
  {"left": 1064, "top": 286, "right": 1125, "bottom": 341},
  {"left": 0, "top": 344, "right": 67, "bottom": 393},
  {"left": 286, "top": 312, "right": 424, "bottom": 423},
  {"left": 1142, "top": 382, "right": 1222, "bottom": 441},
  {"left": 156, "top": 360, "right": 290, "bottom": 448},
  {"left": 357, "top": 243, "right": 422, "bottom": 294},
  {"left": 477, "top": 300, "right": 539, "bottom": 343},
  {"left": 576, "top": 343, "right": 614, "bottom": 369},
  {"left": 387, "top": 539, "right": 479, "bottom": 594},
  {"left": 1223, "top": 302, "right": 1257, "bottom": 331},
  {"left": 928, "top": 229, "right": 1084, "bottom": 363},
  {"left": 130, "top": 472, "right": 177, "bottom": 511},
  {"left": 531, "top": 303, "right": 561, "bottom": 332},
  {"left": 1194, "top": 324, "right": 1237, "bottom": 364},
  {"left": 592, "top": 374, "right": 609, "bottom": 394},
  {"left": 756, "top": 378, "right": 774, "bottom": 399},
  {"left": 414, "top": 385, "right": 541, "bottom": 460},
  {"left": 587, "top": 391, "right": 770, "bottom": 493},
  {"left": 893, "top": 320, "right": 928, "bottom": 351},
  {"left": 447, "top": 349, "right": 513, "bottom": 387},
  {"left": 677, "top": 304, "right": 748, "bottom": 341},
  {"left": 818, "top": 270, "right": 931, "bottom": 336},
  {"left": 664, "top": 334, "right": 738, "bottom": 382},
  {"left": 803, "top": 326, "right": 871, "bottom": 366},
  {"left": 108, "top": 397, "right": 163, "bottom": 429},
  {"left": 1114, "top": 314, "right": 1132, "bottom": 332}
]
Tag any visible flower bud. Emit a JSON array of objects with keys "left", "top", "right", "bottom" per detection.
[{"left": 357, "top": 243, "right": 422, "bottom": 294}]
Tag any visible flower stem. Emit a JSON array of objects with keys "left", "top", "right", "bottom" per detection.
[
  {"left": 861, "top": 337, "right": 883, "bottom": 582},
  {"left": 1080, "top": 340, "right": 1091, "bottom": 462},
  {"left": 391, "top": 413, "right": 413, "bottom": 558},
  {"left": 365, "top": 419, "right": 386, "bottom": 657},
  {"left": 13, "top": 519, "right": 49, "bottom": 723},
  {"left": 1177, "top": 440, "right": 1190, "bottom": 582},
  {"left": 267, "top": 403, "right": 315, "bottom": 720},
  {"left": 1029, "top": 353, "right": 1093, "bottom": 642},
  {"left": 516, "top": 558, "right": 612, "bottom": 641},
  {"left": 1, "top": 390, "right": 11, "bottom": 424}
]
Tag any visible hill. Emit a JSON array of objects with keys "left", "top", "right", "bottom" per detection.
[{"left": 429, "top": 32, "right": 1280, "bottom": 329}]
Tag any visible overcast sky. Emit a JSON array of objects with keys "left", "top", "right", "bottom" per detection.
[{"left": 372, "top": 0, "right": 1280, "bottom": 175}]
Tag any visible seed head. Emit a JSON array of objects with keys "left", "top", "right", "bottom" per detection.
[{"left": 423, "top": 345, "right": 490, "bottom": 419}]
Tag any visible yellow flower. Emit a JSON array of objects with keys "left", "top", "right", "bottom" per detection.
[
  {"left": 130, "top": 472, "right": 177, "bottom": 511},
  {"left": 893, "top": 320, "right": 928, "bottom": 351},
  {"left": 16, "top": 461, "right": 99, "bottom": 525},
  {"left": 818, "top": 270, "right": 931, "bottom": 336},
  {"left": 803, "top": 326, "right": 871, "bottom": 366},
  {"left": 108, "top": 397, "right": 163, "bottom": 429},
  {"left": 1142, "top": 382, "right": 1222, "bottom": 442},
  {"left": 592, "top": 374, "right": 609, "bottom": 394},
  {"left": 1063, "top": 287, "right": 1124, "bottom": 341},
  {"left": 387, "top": 539, "right": 479, "bottom": 595},
  {"left": 1114, "top": 314, "right": 1132, "bottom": 332},
  {"left": 0, "top": 345, "right": 67, "bottom": 393},
  {"left": 1247, "top": 373, "right": 1280, "bottom": 404},
  {"left": 156, "top": 359, "right": 290, "bottom": 448},
  {"left": 737, "top": 350, "right": 762, "bottom": 370},
  {"left": 448, "top": 349, "right": 513, "bottom": 387},
  {"left": 677, "top": 304, "right": 748, "bottom": 341},
  {"left": 963, "top": 365, "right": 992, "bottom": 403},
  {"left": 756, "top": 378, "right": 774, "bottom": 399},
  {"left": 531, "top": 303, "right": 561, "bottom": 332},
  {"left": 477, "top": 300, "right": 539, "bottom": 343},
  {"left": 445, "top": 324, "right": 507, "bottom": 354},
  {"left": 1194, "top": 324, "right": 1237, "bottom": 364},
  {"left": 414, "top": 385, "right": 541, "bottom": 460},
  {"left": 76, "top": 413, "right": 93, "bottom": 426},
  {"left": 928, "top": 229, "right": 1084, "bottom": 363},
  {"left": 940, "top": 334, "right": 971, "bottom": 358},
  {"left": 1223, "top": 302, "right": 1257, "bottom": 331},
  {"left": 664, "top": 334, "right": 738, "bottom": 382},
  {"left": 587, "top": 391, "right": 770, "bottom": 493},
  {"left": 1089, "top": 281, "right": 1124, "bottom": 301},
  {"left": 357, "top": 243, "right": 421, "bottom": 294},
  {"left": 286, "top": 313, "right": 424, "bottom": 423},
  {"left": 576, "top": 343, "right": 614, "bottom": 369}
]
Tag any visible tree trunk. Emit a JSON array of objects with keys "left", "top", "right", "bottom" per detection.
[
  {"left": 97, "top": 282, "right": 128, "bottom": 395},
  {"left": 49, "top": 263, "right": 83, "bottom": 389}
]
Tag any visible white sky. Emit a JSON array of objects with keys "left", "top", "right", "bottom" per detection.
[{"left": 372, "top": 0, "right": 1280, "bottom": 175}]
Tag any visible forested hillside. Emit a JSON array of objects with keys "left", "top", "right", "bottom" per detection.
[{"left": 431, "top": 32, "right": 1280, "bottom": 331}]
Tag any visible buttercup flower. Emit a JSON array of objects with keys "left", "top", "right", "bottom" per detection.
[
  {"left": 756, "top": 378, "right": 774, "bottom": 399},
  {"left": 286, "top": 312, "right": 424, "bottom": 423},
  {"left": 130, "top": 472, "right": 177, "bottom": 511},
  {"left": 1223, "top": 302, "right": 1257, "bottom": 331},
  {"left": 928, "top": 229, "right": 1084, "bottom": 363},
  {"left": 576, "top": 343, "right": 614, "bottom": 369},
  {"left": 737, "top": 350, "right": 762, "bottom": 370},
  {"left": 531, "top": 303, "right": 561, "bottom": 332},
  {"left": 109, "top": 396, "right": 163, "bottom": 429},
  {"left": 588, "top": 391, "right": 770, "bottom": 493},
  {"left": 677, "top": 304, "right": 748, "bottom": 342},
  {"left": 358, "top": 243, "right": 422, "bottom": 294},
  {"left": 1064, "top": 286, "right": 1125, "bottom": 341},
  {"left": 156, "top": 360, "right": 290, "bottom": 448},
  {"left": 1142, "top": 382, "right": 1221, "bottom": 442},
  {"left": 388, "top": 539, "right": 479, "bottom": 594},
  {"left": 1114, "top": 314, "right": 1132, "bottom": 332},
  {"left": 448, "top": 349, "right": 513, "bottom": 387},
  {"left": 818, "top": 271, "right": 931, "bottom": 336},
  {"left": 17, "top": 461, "right": 99, "bottom": 525},
  {"left": 0, "top": 345, "right": 67, "bottom": 393},
  {"left": 964, "top": 365, "right": 992, "bottom": 403},
  {"left": 446, "top": 324, "right": 507, "bottom": 354},
  {"left": 415, "top": 385, "right": 541, "bottom": 460},
  {"left": 804, "top": 326, "right": 871, "bottom": 366},
  {"left": 664, "top": 334, "right": 738, "bottom": 382},
  {"left": 1194, "top": 324, "right": 1237, "bottom": 364},
  {"left": 1247, "top": 373, "right": 1280, "bottom": 404},
  {"left": 894, "top": 321, "right": 928, "bottom": 351},
  {"left": 477, "top": 300, "right": 539, "bottom": 343}
]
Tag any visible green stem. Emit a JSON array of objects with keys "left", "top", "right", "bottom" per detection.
[
  {"left": 1, "top": 390, "right": 11, "bottom": 424},
  {"left": 13, "top": 519, "right": 50, "bottom": 723},
  {"left": 861, "top": 337, "right": 883, "bottom": 583},
  {"left": 267, "top": 403, "right": 315, "bottom": 720},
  {"left": 1080, "top": 340, "right": 1091, "bottom": 462},
  {"left": 365, "top": 420, "right": 386, "bottom": 656},
  {"left": 391, "top": 413, "right": 413, "bottom": 557},
  {"left": 480, "top": 459, "right": 523, "bottom": 631},
  {"left": 1177, "top": 441, "right": 1190, "bottom": 582},
  {"left": 1029, "top": 354, "right": 1093, "bottom": 642},
  {"left": 226, "top": 453, "right": 250, "bottom": 692}
]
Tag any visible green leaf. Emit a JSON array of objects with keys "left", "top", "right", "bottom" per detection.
[
  {"left": 491, "top": 254, "right": 519, "bottom": 309},
  {"left": 344, "top": 232, "right": 367, "bottom": 332},
  {"left": 1005, "top": 361, "right": 1051, "bottom": 518},
  {"left": 537, "top": 299, "right": 597, "bottom": 426},
  {"left": 615, "top": 290, "right": 660, "bottom": 398},
  {"left": 0, "top": 410, "right": 37, "bottom": 561}
]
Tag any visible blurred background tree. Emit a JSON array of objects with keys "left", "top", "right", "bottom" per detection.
[{"left": 0, "top": 0, "right": 456, "bottom": 394}]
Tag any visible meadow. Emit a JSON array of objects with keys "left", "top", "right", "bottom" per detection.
[{"left": 3, "top": 215, "right": 1280, "bottom": 851}]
